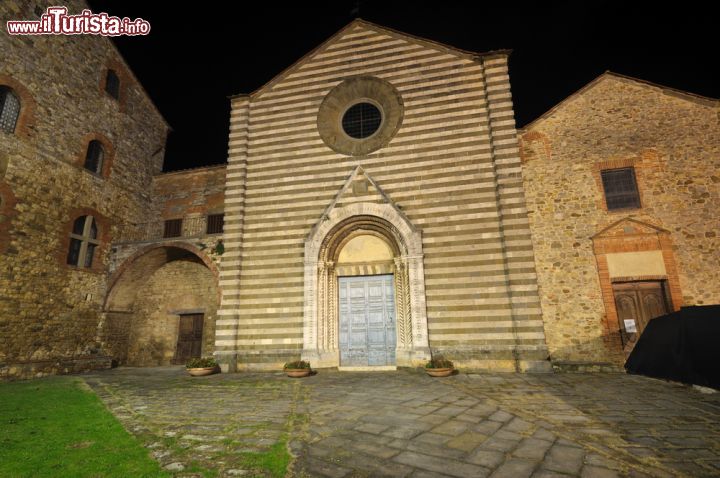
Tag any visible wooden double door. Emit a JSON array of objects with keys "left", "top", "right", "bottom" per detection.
[
  {"left": 613, "top": 281, "right": 671, "bottom": 345},
  {"left": 173, "top": 314, "right": 204, "bottom": 364}
]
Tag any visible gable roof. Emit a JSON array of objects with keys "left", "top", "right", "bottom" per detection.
[
  {"left": 230, "top": 18, "right": 510, "bottom": 100},
  {"left": 521, "top": 71, "right": 719, "bottom": 132}
]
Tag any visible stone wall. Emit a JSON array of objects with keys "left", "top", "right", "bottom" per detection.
[
  {"left": 125, "top": 259, "right": 218, "bottom": 366},
  {"left": 0, "top": 0, "right": 168, "bottom": 379},
  {"left": 520, "top": 73, "right": 720, "bottom": 367}
]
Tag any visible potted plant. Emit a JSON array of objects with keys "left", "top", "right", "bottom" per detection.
[
  {"left": 425, "top": 355, "right": 454, "bottom": 377},
  {"left": 283, "top": 360, "right": 312, "bottom": 378},
  {"left": 186, "top": 357, "right": 220, "bottom": 376}
]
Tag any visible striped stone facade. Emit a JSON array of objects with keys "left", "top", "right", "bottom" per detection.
[{"left": 214, "top": 20, "right": 550, "bottom": 372}]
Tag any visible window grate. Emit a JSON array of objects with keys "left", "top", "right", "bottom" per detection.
[
  {"left": 206, "top": 214, "right": 224, "bottom": 234},
  {"left": 601, "top": 168, "right": 641, "bottom": 210},
  {"left": 163, "top": 218, "right": 182, "bottom": 238},
  {"left": 0, "top": 86, "right": 20, "bottom": 134},
  {"left": 342, "top": 102, "right": 382, "bottom": 139}
]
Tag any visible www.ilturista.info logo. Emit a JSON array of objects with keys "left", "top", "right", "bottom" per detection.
[{"left": 6, "top": 6, "right": 150, "bottom": 36}]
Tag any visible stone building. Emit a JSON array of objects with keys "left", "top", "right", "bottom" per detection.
[
  {"left": 0, "top": 1, "right": 170, "bottom": 378},
  {"left": 2, "top": 11, "right": 718, "bottom": 379},
  {"left": 520, "top": 72, "right": 720, "bottom": 369},
  {"left": 214, "top": 19, "right": 551, "bottom": 373}
]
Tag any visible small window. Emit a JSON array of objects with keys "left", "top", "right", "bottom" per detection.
[
  {"left": 342, "top": 102, "right": 382, "bottom": 139},
  {"left": 84, "top": 140, "right": 104, "bottom": 174},
  {"left": 0, "top": 86, "right": 21, "bottom": 134},
  {"left": 601, "top": 168, "right": 641, "bottom": 210},
  {"left": 163, "top": 218, "right": 182, "bottom": 238},
  {"left": 67, "top": 215, "right": 100, "bottom": 268},
  {"left": 105, "top": 69, "right": 120, "bottom": 100},
  {"left": 206, "top": 214, "right": 224, "bottom": 234}
]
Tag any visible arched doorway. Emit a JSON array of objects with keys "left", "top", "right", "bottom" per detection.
[
  {"left": 302, "top": 203, "right": 430, "bottom": 369},
  {"left": 102, "top": 243, "right": 220, "bottom": 366}
]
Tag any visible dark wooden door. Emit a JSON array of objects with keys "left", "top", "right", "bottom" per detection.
[
  {"left": 174, "top": 314, "right": 204, "bottom": 363},
  {"left": 613, "top": 281, "right": 670, "bottom": 346}
]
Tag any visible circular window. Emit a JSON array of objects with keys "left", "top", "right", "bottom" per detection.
[
  {"left": 342, "top": 102, "right": 382, "bottom": 139},
  {"left": 317, "top": 76, "right": 404, "bottom": 156}
]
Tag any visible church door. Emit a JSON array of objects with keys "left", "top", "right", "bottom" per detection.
[
  {"left": 613, "top": 281, "right": 671, "bottom": 346},
  {"left": 339, "top": 275, "right": 396, "bottom": 366}
]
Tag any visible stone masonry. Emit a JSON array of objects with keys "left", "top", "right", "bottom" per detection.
[
  {"left": 0, "top": 0, "right": 169, "bottom": 379},
  {"left": 520, "top": 73, "right": 720, "bottom": 368}
]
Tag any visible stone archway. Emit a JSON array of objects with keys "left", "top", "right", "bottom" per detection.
[
  {"left": 102, "top": 243, "right": 220, "bottom": 366},
  {"left": 302, "top": 203, "right": 430, "bottom": 368}
]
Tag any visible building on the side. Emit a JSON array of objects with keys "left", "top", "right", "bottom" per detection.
[
  {"left": 0, "top": 0, "right": 169, "bottom": 378},
  {"left": 519, "top": 72, "right": 720, "bottom": 370}
]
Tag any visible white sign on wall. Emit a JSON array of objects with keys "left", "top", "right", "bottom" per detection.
[{"left": 624, "top": 319, "right": 637, "bottom": 333}]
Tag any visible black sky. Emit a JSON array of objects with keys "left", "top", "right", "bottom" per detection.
[{"left": 87, "top": 1, "right": 718, "bottom": 172}]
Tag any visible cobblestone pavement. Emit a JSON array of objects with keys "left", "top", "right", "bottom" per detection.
[{"left": 83, "top": 367, "right": 720, "bottom": 478}]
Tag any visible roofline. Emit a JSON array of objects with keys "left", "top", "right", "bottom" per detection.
[
  {"left": 105, "top": 39, "right": 172, "bottom": 131},
  {"left": 229, "top": 18, "right": 511, "bottom": 99},
  {"left": 520, "top": 71, "right": 719, "bottom": 132},
  {"left": 155, "top": 163, "right": 227, "bottom": 177},
  {"left": 78, "top": 1, "right": 170, "bottom": 130}
]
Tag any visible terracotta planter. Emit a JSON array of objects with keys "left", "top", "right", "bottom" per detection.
[
  {"left": 285, "top": 368, "right": 311, "bottom": 378},
  {"left": 425, "top": 367, "right": 454, "bottom": 377},
  {"left": 187, "top": 366, "right": 219, "bottom": 377}
]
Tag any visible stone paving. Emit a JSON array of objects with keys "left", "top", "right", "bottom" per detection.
[{"left": 82, "top": 367, "right": 720, "bottom": 477}]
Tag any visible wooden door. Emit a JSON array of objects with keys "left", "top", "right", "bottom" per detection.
[
  {"left": 339, "top": 275, "right": 396, "bottom": 366},
  {"left": 174, "top": 314, "right": 204, "bottom": 363},
  {"left": 613, "top": 281, "right": 670, "bottom": 345}
]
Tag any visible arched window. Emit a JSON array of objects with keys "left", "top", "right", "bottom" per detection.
[
  {"left": 0, "top": 86, "right": 21, "bottom": 134},
  {"left": 105, "top": 69, "right": 120, "bottom": 100},
  {"left": 84, "top": 140, "right": 104, "bottom": 174},
  {"left": 67, "top": 215, "right": 100, "bottom": 268}
]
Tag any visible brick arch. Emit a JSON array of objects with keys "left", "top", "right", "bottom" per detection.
[
  {"left": 105, "top": 242, "right": 220, "bottom": 312},
  {"left": 59, "top": 207, "right": 112, "bottom": 273},
  {"left": 99, "top": 59, "right": 131, "bottom": 111},
  {"left": 519, "top": 130, "right": 551, "bottom": 163},
  {"left": 0, "top": 73, "right": 37, "bottom": 139},
  {"left": 78, "top": 132, "right": 115, "bottom": 178}
]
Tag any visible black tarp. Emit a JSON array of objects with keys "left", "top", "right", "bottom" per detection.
[{"left": 625, "top": 305, "right": 720, "bottom": 389}]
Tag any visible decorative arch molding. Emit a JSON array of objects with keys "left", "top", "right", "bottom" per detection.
[{"left": 303, "top": 202, "right": 430, "bottom": 368}]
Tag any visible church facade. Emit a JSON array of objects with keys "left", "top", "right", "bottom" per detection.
[
  {"left": 215, "top": 20, "right": 551, "bottom": 372},
  {"left": 1, "top": 11, "right": 718, "bottom": 379}
]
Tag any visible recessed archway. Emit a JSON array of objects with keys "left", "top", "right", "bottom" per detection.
[
  {"left": 302, "top": 202, "right": 430, "bottom": 368},
  {"left": 102, "top": 243, "right": 220, "bottom": 366}
]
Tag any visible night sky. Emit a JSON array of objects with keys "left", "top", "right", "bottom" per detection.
[{"left": 87, "top": 1, "right": 718, "bottom": 172}]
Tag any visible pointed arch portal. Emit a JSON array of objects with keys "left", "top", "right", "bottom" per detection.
[{"left": 303, "top": 202, "right": 430, "bottom": 368}]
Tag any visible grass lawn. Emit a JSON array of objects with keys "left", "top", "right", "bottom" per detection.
[{"left": 0, "top": 376, "right": 167, "bottom": 478}]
